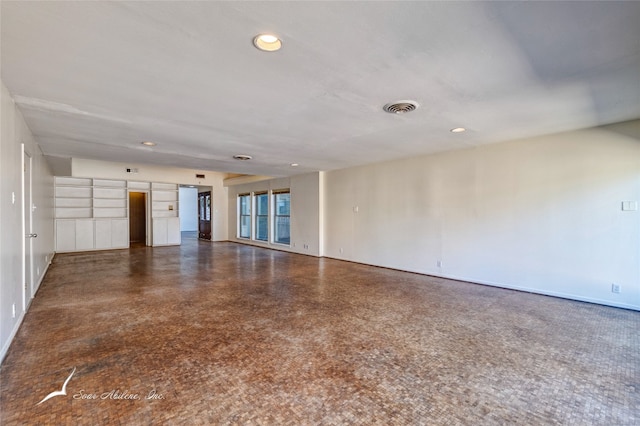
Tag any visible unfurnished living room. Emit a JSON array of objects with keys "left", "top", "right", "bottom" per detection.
[{"left": 1, "top": 2, "right": 639, "bottom": 425}]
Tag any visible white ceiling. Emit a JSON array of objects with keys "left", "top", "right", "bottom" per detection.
[{"left": 2, "top": 1, "right": 639, "bottom": 177}]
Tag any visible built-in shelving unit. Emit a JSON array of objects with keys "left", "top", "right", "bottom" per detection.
[
  {"left": 54, "top": 177, "right": 182, "bottom": 252},
  {"left": 93, "top": 179, "right": 127, "bottom": 218},
  {"left": 54, "top": 177, "right": 93, "bottom": 218},
  {"left": 151, "top": 182, "right": 181, "bottom": 246},
  {"left": 151, "top": 182, "right": 179, "bottom": 218}
]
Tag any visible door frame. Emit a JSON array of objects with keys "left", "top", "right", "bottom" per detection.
[
  {"left": 21, "top": 146, "right": 34, "bottom": 310},
  {"left": 198, "top": 190, "right": 212, "bottom": 240},
  {"left": 128, "top": 190, "right": 152, "bottom": 246}
]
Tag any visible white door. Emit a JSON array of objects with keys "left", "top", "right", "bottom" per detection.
[{"left": 23, "top": 149, "right": 35, "bottom": 307}]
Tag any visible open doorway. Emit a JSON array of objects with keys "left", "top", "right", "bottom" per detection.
[
  {"left": 178, "top": 186, "right": 198, "bottom": 238},
  {"left": 129, "top": 192, "right": 147, "bottom": 247},
  {"left": 179, "top": 185, "right": 213, "bottom": 241},
  {"left": 198, "top": 191, "right": 212, "bottom": 240}
]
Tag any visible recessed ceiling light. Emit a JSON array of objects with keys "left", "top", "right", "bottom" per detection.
[
  {"left": 290, "top": 163, "right": 299, "bottom": 167},
  {"left": 233, "top": 154, "right": 252, "bottom": 161},
  {"left": 450, "top": 127, "right": 466, "bottom": 133},
  {"left": 253, "top": 34, "right": 282, "bottom": 52},
  {"left": 141, "top": 141, "right": 156, "bottom": 146}
]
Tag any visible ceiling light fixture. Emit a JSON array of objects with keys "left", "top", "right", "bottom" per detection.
[
  {"left": 141, "top": 141, "right": 156, "bottom": 146},
  {"left": 253, "top": 34, "right": 282, "bottom": 52},
  {"left": 233, "top": 154, "right": 252, "bottom": 161},
  {"left": 290, "top": 163, "right": 299, "bottom": 167},
  {"left": 450, "top": 127, "right": 466, "bottom": 133},
  {"left": 383, "top": 101, "right": 419, "bottom": 114}
]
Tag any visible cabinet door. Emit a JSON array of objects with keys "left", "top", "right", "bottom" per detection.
[
  {"left": 94, "top": 220, "right": 112, "bottom": 249},
  {"left": 75, "top": 219, "right": 95, "bottom": 250},
  {"left": 56, "top": 220, "right": 76, "bottom": 252},
  {"left": 153, "top": 218, "right": 167, "bottom": 246},
  {"left": 111, "top": 219, "right": 129, "bottom": 248},
  {"left": 167, "top": 217, "right": 181, "bottom": 245}
]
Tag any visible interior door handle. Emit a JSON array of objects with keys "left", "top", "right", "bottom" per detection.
[{"left": 28, "top": 233, "right": 38, "bottom": 238}]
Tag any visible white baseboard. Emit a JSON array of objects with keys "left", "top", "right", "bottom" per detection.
[
  {"left": 0, "top": 310, "right": 26, "bottom": 364},
  {"left": 437, "top": 272, "right": 640, "bottom": 312},
  {"left": 324, "top": 255, "right": 640, "bottom": 312},
  {"left": 32, "top": 252, "right": 54, "bottom": 297},
  {"left": 0, "top": 251, "right": 55, "bottom": 364}
]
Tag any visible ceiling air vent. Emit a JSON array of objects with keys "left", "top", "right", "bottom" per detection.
[
  {"left": 383, "top": 100, "right": 419, "bottom": 114},
  {"left": 233, "top": 154, "right": 252, "bottom": 161}
]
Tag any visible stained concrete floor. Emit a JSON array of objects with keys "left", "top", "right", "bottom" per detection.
[{"left": 1, "top": 233, "right": 638, "bottom": 425}]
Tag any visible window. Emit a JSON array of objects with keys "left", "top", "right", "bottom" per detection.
[
  {"left": 238, "top": 193, "right": 251, "bottom": 238},
  {"left": 273, "top": 190, "right": 290, "bottom": 245},
  {"left": 254, "top": 192, "right": 268, "bottom": 241}
]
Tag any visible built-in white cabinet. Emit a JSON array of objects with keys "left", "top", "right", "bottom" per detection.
[
  {"left": 167, "top": 218, "right": 181, "bottom": 244},
  {"left": 152, "top": 217, "right": 181, "bottom": 246},
  {"left": 95, "top": 219, "right": 128, "bottom": 249},
  {"left": 55, "top": 177, "right": 129, "bottom": 252},
  {"left": 55, "top": 220, "right": 77, "bottom": 252},
  {"left": 55, "top": 177, "right": 181, "bottom": 252},
  {"left": 56, "top": 218, "right": 128, "bottom": 253},
  {"left": 95, "top": 220, "right": 113, "bottom": 250},
  {"left": 75, "top": 219, "right": 95, "bottom": 250},
  {"left": 150, "top": 183, "right": 180, "bottom": 247}
]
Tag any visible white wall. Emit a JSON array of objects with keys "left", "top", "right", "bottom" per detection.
[
  {"left": 227, "top": 172, "right": 322, "bottom": 256},
  {"left": 323, "top": 121, "right": 640, "bottom": 310},
  {"left": 71, "top": 158, "right": 228, "bottom": 241},
  {"left": 1, "top": 81, "right": 55, "bottom": 362},
  {"left": 179, "top": 187, "right": 198, "bottom": 232}
]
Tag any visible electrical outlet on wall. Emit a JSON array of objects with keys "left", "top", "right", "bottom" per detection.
[
  {"left": 611, "top": 283, "right": 621, "bottom": 294},
  {"left": 437, "top": 260, "right": 442, "bottom": 268}
]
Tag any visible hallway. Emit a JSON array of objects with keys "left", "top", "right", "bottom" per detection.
[{"left": 1, "top": 235, "right": 638, "bottom": 425}]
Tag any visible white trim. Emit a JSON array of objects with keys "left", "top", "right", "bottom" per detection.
[
  {"left": 1, "top": 252, "right": 55, "bottom": 364},
  {"left": 252, "top": 192, "right": 269, "bottom": 243},
  {"left": 0, "top": 311, "right": 25, "bottom": 364},
  {"left": 20, "top": 146, "right": 28, "bottom": 311},
  {"left": 438, "top": 272, "right": 640, "bottom": 312},
  {"left": 322, "top": 256, "right": 640, "bottom": 312},
  {"left": 128, "top": 189, "right": 150, "bottom": 247},
  {"left": 32, "top": 253, "right": 54, "bottom": 298},
  {"left": 237, "top": 193, "right": 251, "bottom": 239}
]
